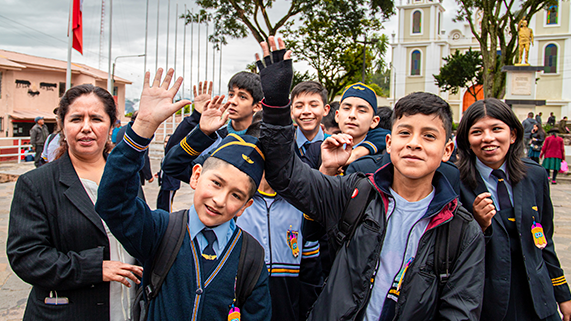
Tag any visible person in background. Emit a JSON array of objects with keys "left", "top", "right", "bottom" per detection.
[
  {"left": 111, "top": 120, "right": 122, "bottom": 144},
  {"left": 41, "top": 108, "right": 62, "bottom": 164},
  {"left": 456, "top": 98, "right": 571, "bottom": 320},
  {"left": 535, "top": 112, "right": 543, "bottom": 125},
  {"left": 7, "top": 84, "right": 142, "bottom": 321},
  {"left": 155, "top": 134, "right": 181, "bottom": 212},
  {"left": 522, "top": 112, "right": 537, "bottom": 156},
  {"left": 321, "top": 101, "right": 341, "bottom": 136},
  {"left": 547, "top": 112, "right": 556, "bottom": 126},
  {"left": 528, "top": 123, "right": 546, "bottom": 163},
  {"left": 30, "top": 116, "right": 49, "bottom": 167},
  {"left": 559, "top": 116, "right": 569, "bottom": 134},
  {"left": 541, "top": 127, "right": 566, "bottom": 184}
]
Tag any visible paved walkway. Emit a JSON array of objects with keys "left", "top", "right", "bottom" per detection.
[{"left": 1, "top": 160, "right": 571, "bottom": 320}]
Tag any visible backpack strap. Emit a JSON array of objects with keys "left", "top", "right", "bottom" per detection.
[
  {"left": 330, "top": 174, "right": 374, "bottom": 250},
  {"left": 145, "top": 209, "right": 188, "bottom": 300},
  {"left": 235, "top": 230, "right": 265, "bottom": 308},
  {"left": 434, "top": 206, "right": 471, "bottom": 285}
]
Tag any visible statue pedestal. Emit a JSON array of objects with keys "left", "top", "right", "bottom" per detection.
[{"left": 502, "top": 65, "right": 546, "bottom": 120}]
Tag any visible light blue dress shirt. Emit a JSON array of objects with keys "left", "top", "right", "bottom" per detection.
[
  {"left": 295, "top": 126, "right": 324, "bottom": 155},
  {"left": 187, "top": 205, "right": 236, "bottom": 256},
  {"left": 475, "top": 158, "right": 514, "bottom": 210}
]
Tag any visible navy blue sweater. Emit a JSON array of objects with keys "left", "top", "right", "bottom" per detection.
[{"left": 96, "top": 125, "right": 271, "bottom": 321}]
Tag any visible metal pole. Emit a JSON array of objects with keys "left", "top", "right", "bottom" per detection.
[
  {"left": 66, "top": 0, "right": 73, "bottom": 91},
  {"left": 174, "top": 3, "right": 178, "bottom": 82},
  {"left": 212, "top": 43, "right": 215, "bottom": 90},
  {"left": 190, "top": 9, "right": 194, "bottom": 98},
  {"left": 166, "top": 0, "right": 170, "bottom": 69},
  {"left": 197, "top": 22, "right": 200, "bottom": 82},
  {"left": 182, "top": 4, "right": 187, "bottom": 108},
  {"left": 361, "top": 36, "right": 366, "bottom": 83},
  {"left": 218, "top": 45, "right": 222, "bottom": 96},
  {"left": 205, "top": 22, "right": 208, "bottom": 80},
  {"left": 107, "top": 0, "right": 113, "bottom": 92},
  {"left": 155, "top": 0, "right": 160, "bottom": 71},
  {"left": 143, "top": 0, "right": 149, "bottom": 74}
]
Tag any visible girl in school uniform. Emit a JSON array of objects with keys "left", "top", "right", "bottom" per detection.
[{"left": 456, "top": 98, "right": 571, "bottom": 321}]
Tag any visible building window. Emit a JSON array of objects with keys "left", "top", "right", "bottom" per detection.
[
  {"left": 0, "top": 117, "right": 3, "bottom": 131},
  {"left": 544, "top": 44, "right": 558, "bottom": 73},
  {"left": 411, "top": 50, "right": 421, "bottom": 76},
  {"left": 547, "top": 3, "right": 558, "bottom": 25},
  {"left": 113, "top": 86, "right": 118, "bottom": 96},
  {"left": 413, "top": 11, "right": 422, "bottom": 34}
]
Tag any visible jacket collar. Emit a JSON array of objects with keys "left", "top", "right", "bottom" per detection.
[
  {"left": 371, "top": 161, "right": 459, "bottom": 228},
  {"left": 58, "top": 152, "right": 106, "bottom": 235}
]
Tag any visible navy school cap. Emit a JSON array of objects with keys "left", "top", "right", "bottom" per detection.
[
  {"left": 340, "top": 82, "right": 378, "bottom": 113},
  {"left": 209, "top": 134, "right": 265, "bottom": 187}
]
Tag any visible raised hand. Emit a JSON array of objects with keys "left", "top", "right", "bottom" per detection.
[
  {"left": 472, "top": 192, "right": 496, "bottom": 232},
  {"left": 199, "top": 95, "right": 230, "bottom": 136},
  {"left": 255, "top": 36, "right": 293, "bottom": 107},
  {"left": 132, "top": 68, "right": 191, "bottom": 138},
  {"left": 319, "top": 134, "right": 353, "bottom": 176},
  {"left": 193, "top": 81, "right": 213, "bottom": 114}
]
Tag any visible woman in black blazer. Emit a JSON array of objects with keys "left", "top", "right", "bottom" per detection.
[
  {"left": 7, "top": 84, "right": 143, "bottom": 321},
  {"left": 456, "top": 98, "right": 571, "bottom": 321}
]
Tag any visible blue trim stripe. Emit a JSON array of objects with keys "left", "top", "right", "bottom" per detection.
[
  {"left": 189, "top": 231, "right": 202, "bottom": 321},
  {"left": 363, "top": 141, "right": 378, "bottom": 154},
  {"left": 268, "top": 263, "right": 300, "bottom": 277},
  {"left": 123, "top": 133, "right": 148, "bottom": 152}
]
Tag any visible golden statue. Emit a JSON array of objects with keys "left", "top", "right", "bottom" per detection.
[{"left": 517, "top": 19, "right": 534, "bottom": 65}]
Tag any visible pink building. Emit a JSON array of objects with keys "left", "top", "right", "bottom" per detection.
[{"left": 0, "top": 49, "right": 131, "bottom": 137}]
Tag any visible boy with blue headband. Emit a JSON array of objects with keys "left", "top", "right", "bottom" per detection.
[{"left": 95, "top": 69, "right": 271, "bottom": 321}]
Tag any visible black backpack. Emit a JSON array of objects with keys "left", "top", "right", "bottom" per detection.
[
  {"left": 329, "top": 176, "right": 470, "bottom": 286},
  {"left": 131, "top": 209, "right": 265, "bottom": 321}
]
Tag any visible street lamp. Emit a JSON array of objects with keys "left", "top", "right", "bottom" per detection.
[
  {"left": 358, "top": 36, "right": 379, "bottom": 83},
  {"left": 111, "top": 54, "right": 145, "bottom": 94}
]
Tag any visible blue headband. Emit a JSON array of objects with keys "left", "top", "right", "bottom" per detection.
[
  {"left": 340, "top": 82, "right": 377, "bottom": 113},
  {"left": 210, "top": 134, "right": 265, "bottom": 188}
]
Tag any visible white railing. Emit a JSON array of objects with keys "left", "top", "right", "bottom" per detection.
[{"left": 0, "top": 137, "right": 33, "bottom": 164}]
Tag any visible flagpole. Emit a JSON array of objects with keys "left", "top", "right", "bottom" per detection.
[
  {"left": 143, "top": 0, "right": 149, "bottom": 74},
  {"left": 182, "top": 4, "right": 187, "bottom": 105},
  {"left": 155, "top": 0, "right": 160, "bottom": 71},
  {"left": 107, "top": 0, "right": 113, "bottom": 92},
  {"left": 66, "top": 0, "right": 73, "bottom": 91}
]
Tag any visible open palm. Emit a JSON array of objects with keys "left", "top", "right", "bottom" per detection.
[
  {"left": 199, "top": 95, "right": 230, "bottom": 136},
  {"left": 193, "top": 81, "right": 213, "bottom": 114}
]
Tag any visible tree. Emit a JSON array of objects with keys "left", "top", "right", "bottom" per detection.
[
  {"left": 187, "top": 0, "right": 395, "bottom": 45},
  {"left": 434, "top": 48, "right": 483, "bottom": 101},
  {"left": 282, "top": 0, "right": 390, "bottom": 101},
  {"left": 455, "top": 0, "right": 556, "bottom": 98}
]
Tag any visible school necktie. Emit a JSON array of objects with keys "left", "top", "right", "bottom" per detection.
[
  {"left": 300, "top": 141, "right": 311, "bottom": 156},
  {"left": 201, "top": 229, "right": 218, "bottom": 272},
  {"left": 492, "top": 169, "right": 512, "bottom": 210}
]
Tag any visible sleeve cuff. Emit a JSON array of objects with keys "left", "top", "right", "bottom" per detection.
[
  {"left": 262, "top": 99, "right": 292, "bottom": 127},
  {"left": 123, "top": 124, "right": 153, "bottom": 152},
  {"left": 179, "top": 126, "right": 218, "bottom": 156}
]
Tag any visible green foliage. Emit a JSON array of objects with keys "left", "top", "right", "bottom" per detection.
[
  {"left": 433, "top": 48, "right": 483, "bottom": 100},
  {"left": 283, "top": 0, "right": 391, "bottom": 101},
  {"left": 175, "top": 103, "right": 192, "bottom": 115},
  {"left": 125, "top": 111, "right": 133, "bottom": 117},
  {"left": 292, "top": 70, "right": 315, "bottom": 90}
]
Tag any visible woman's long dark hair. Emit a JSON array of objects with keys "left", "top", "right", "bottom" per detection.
[
  {"left": 55, "top": 84, "right": 117, "bottom": 160},
  {"left": 456, "top": 98, "right": 526, "bottom": 189}
]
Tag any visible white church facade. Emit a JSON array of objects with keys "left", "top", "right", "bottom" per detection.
[{"left": 389, "top": 0, "right": 571, "bottom": 122}]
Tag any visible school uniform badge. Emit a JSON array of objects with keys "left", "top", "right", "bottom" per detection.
[{"left": 287, "top": 227, "right": 300, "bottom": 258}]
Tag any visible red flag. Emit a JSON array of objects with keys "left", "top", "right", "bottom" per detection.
[{"left": 72, "top": 0, "right": 83, "bottom": 54}]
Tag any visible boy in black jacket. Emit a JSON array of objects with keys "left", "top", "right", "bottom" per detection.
[{"left": 255, "top": 37, "right": 485, "bottom": 321}]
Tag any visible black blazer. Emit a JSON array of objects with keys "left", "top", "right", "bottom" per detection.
[
  {"left": 460, "top": 158, "right": 571, "bottom": 320},
  {"left": 7, "top": 153, "right": 111, "bottom": 321}
]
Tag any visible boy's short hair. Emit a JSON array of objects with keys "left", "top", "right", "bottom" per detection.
[
  {"left": 392, "top": 92, "right": 453, "bottom": 140},
  {"left": 322, "top": 101, "right": 339, "bottom": 129},
  {"left": 202, "top": 157, "right": 258, "bottom": 199},
  {"left": 228, "top": 72, "right": 264, "bottom": 104},
  {"left": 376, "top": 107, "right": 393, "bottom": 130},
  {"left": 290, "top": 81, "right": 328, "bottom": 106}
]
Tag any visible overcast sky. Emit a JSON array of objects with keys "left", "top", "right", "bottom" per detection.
[{"left": 0, "top": 0, "right": 459, "bottom": 101}]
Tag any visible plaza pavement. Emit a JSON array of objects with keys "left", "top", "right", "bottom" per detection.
[{"left": 1, "top": 159, "right": 571, "bottom": 320}]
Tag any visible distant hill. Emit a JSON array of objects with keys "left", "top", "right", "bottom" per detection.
[{"left": 124, "top": 99, "right": 139, "bottom": 115}]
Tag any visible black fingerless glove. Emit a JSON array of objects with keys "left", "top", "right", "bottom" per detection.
[{"left": 256, "top": 49, "right": 293, "bottom": 107}]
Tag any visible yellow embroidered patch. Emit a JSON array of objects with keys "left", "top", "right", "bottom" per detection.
[
  {"left": 242, "top": 154, "right": 254, "bottom": 164},
  {"left": 532, "top": 206, "right": 538, "bottom": 211},
  {"left": 353, "top": 85, "right": 365, "bottom": 90}
]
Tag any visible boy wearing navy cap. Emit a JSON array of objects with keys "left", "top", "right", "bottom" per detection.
[
  {"left": 254, "top": 37, "right": 484, "bottom": 321},
  {"left": 95, "top": 69, "right": 271, "bottom": 321}
]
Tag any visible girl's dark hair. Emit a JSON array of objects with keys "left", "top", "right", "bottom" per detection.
[
  {"left": 456, "top": 98, "right": 526, "bottom": 189},
  {"left": 55, "top": 84, "right": 117, "bottom": 160}
]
